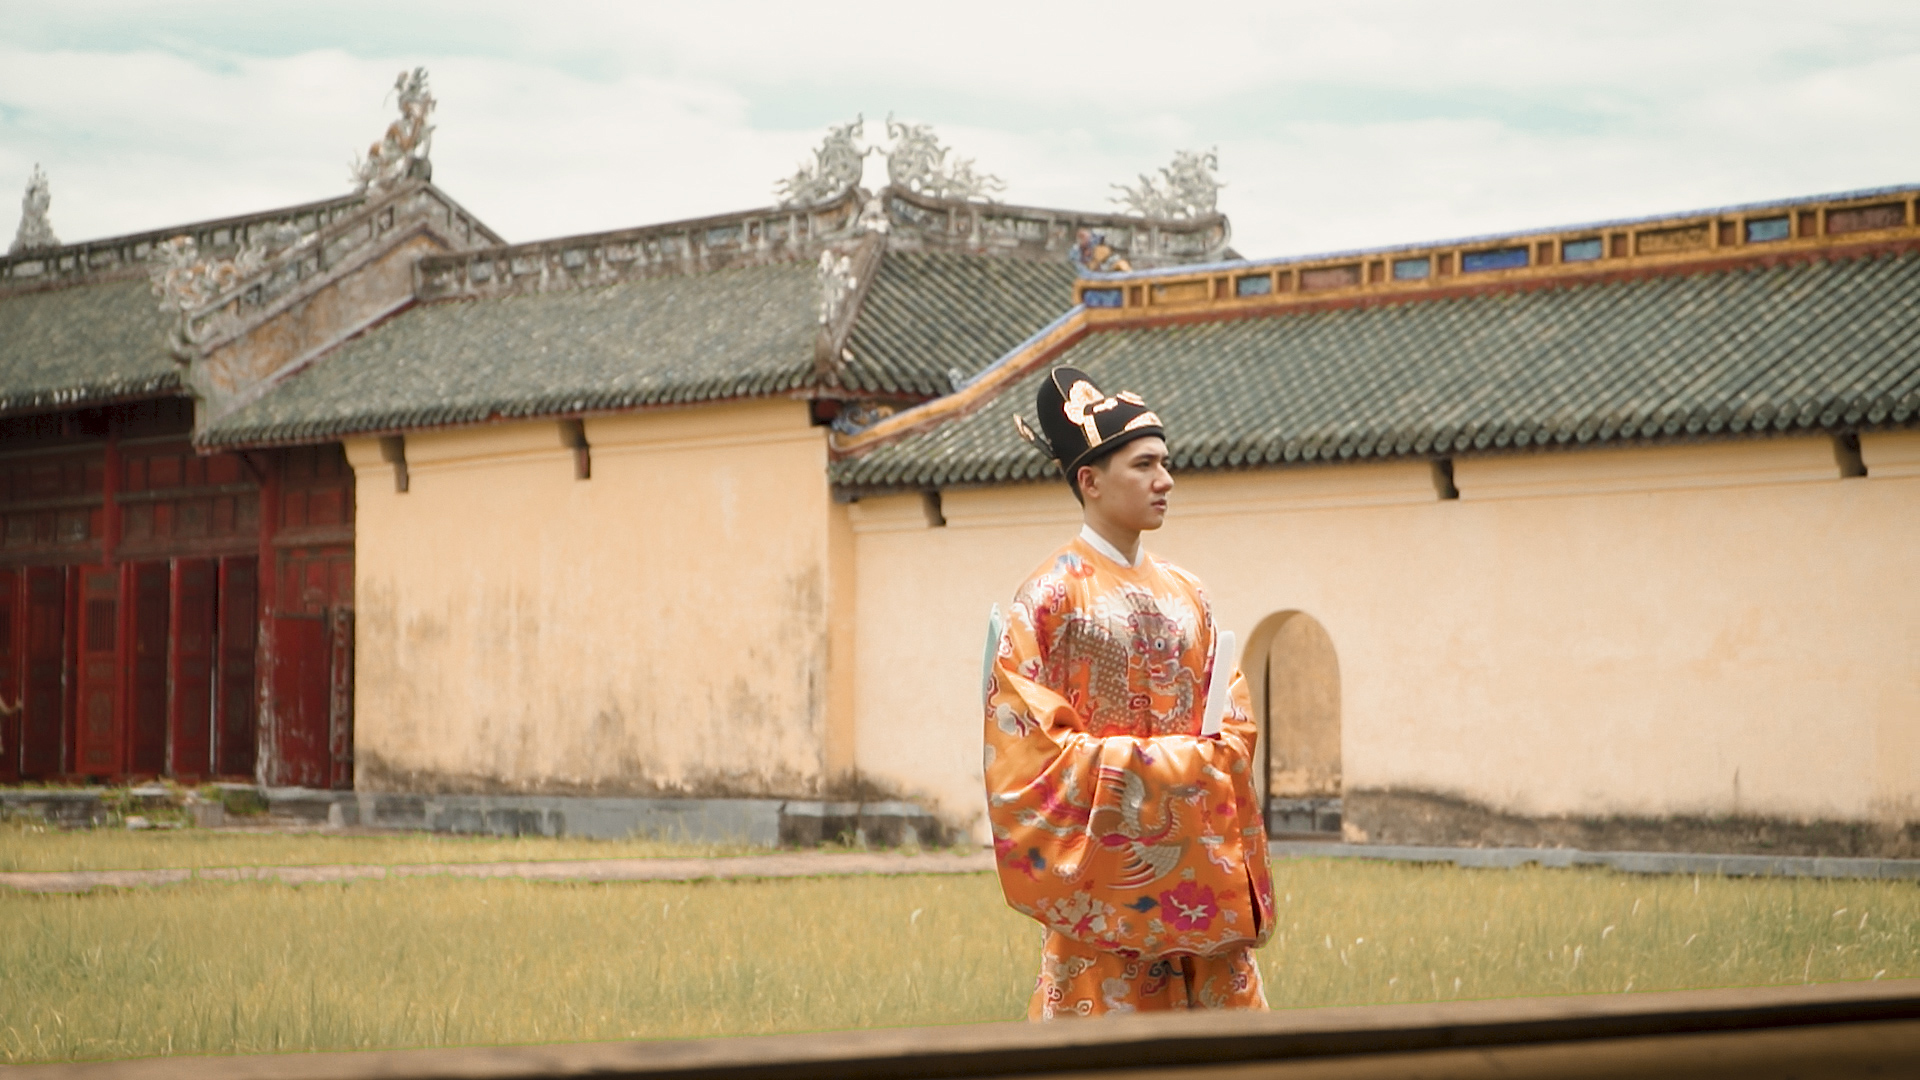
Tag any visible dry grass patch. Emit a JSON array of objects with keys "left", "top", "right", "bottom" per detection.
[
  {"left": 4, "top": 873, "right": 1031, "bottom": 1064},
  {"left": 2, "top": 847, "right": 1915, "bottom": 1064},
  {"left": 1260, "top": 857, "right": 1918, "bottom": 1007}
]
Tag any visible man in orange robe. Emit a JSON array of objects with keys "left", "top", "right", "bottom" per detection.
[{"left": 986, "top": 365, "right": 1274, "bottom": 1019}]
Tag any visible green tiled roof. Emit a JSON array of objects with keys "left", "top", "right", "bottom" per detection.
[
  {"left": 832, "top": 250, "right": 1920, "bottom": 492},
  {"left": 839, "top": 252, "right": 1079, "bottom": 397},
  {"left": 0, "top": 279, "right": 179, "bottom": 414},
  {"left": 201, "top": 248, "right": 1083, "bottom": 445},
  {"left": 199, "top": 261, "right": 820, "bottom": 446}
]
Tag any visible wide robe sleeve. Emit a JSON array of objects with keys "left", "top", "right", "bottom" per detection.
[{"left": 984, "top": 574, "right": 1269, "bottom": 958}]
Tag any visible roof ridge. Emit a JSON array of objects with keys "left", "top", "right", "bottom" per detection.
[
  {"left": 413, "top": 187, "right": 870, "bottom": 303},
  {"left": 0, "top": 192, "right": 370, "bottom": 293},
  {"left": 412, "top": 184, "right": 1234, "bottom": 304},
  {"left": 813, "top": 231, "right": 889, "bottom": 390}
]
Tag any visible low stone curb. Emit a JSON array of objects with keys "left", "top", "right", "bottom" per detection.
[
  {"left": 1271, "top": 840, "right": 1920, "bottom": 880},
  {"left": 1, "top": 789, "right": 956, "bottom": 848},
  {"left": 0, "top": 850, "right": 995, "bottom": 894}
]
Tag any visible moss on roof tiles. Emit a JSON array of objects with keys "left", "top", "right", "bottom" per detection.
[
  {"left": 201, "top": 248, "right": 1081, "bottom": 445},
  {"left": 200, "top": 261, "right": 819, "bottom": 445},
  {"left": 833, "top": 251, "right": 1920, "bottom": 491},
  {"left": 840, "top": 252, "right": 1078, "bottom": 397},
  {"left": 0, "top": 279, "right": 178, "bottom": 413}
]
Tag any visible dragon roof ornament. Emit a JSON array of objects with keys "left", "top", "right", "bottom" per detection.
[
  {"left": 776, "top": 114, "right": 1005, "bottom": 208},
  {"left": 884, "top": 114, "right": 1003, "bottom": 203},
  {"left": 777, "top": 117, "right": 870, "bottom": 208},
  {"left": 352, "top": 68, "right": 436, "bottom": 195},
  {"left": 148, "top": 224, "right": 315, "bottom": 358},
  {"left": 9, "top": 165, "right": 59, "bottom": 255},
  {"left": 1112, "top": 148, "right": 1222, "bottom": 220}
]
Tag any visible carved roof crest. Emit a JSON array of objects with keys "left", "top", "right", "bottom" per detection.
[
  {"left": 775, "top": 114, "right": 1005, "bottom": 208},
  {"left": 352, "top": 67, "right": 436, "bottom": 194},
  {"left": 148, "top": 224, "right": 315, "bottom": 358},
  {"left": 884, "top": 114, "right": 1003, "bottom": 203},
  {"left": 777, "top": 117, "right": 870, "bottom": 208},
  {"left": 9, "top": 165, "right": 59, "bottom": 255},
  {"left": 1112, "top": 148, "right": 1222, "bottom": 220}
]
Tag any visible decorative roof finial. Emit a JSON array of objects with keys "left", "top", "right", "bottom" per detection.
[
  {"left": 1071, "top": 229, "right": 1131, "bottom": 274},
  {"left": 10, "top": 165, "right": 59, "bottom": 255},
  {"left": 776, "top": 116, "right": 869, "bottom": 208},
  {"left": 856, "top": 191, "right": 890, "bottom": 235},
  {"left": 147, "top": 224, "right": 315, "bottom": 359},
  {"left": 884, "top": 114, "right": 1003, "bottom": 203},
  {"left": 351, "top": 68, "right": 436, "bottom": 195},
  {"left": 1112, "top": 148, "right": 1222, "bottom": 220}
]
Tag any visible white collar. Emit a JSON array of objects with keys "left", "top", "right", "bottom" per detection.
[{"left": 1079, "top": 524, "right": 1143, "bottom": 568}]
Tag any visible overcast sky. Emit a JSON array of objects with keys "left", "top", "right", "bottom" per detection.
[{"left": 4, "top": 1, "right": 1920, "bottom": 259}]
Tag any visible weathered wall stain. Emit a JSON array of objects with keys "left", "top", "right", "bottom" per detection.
[
  {"left": 347, "top": 400, "right": 840, "bottom": 800},
  {"left": 355, "top": 749, "right": 829, "bottom": 800},
  {"left": 848, "top": 436, "right": 1920, "bottom": 844}
]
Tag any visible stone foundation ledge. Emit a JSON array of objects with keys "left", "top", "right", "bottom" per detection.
[
  {"left": 0, "top": 785, "right": 249, "bottom": 829},
  {"left": 267, "top": 790, "right": 952, "bottom": 848},
  {"left": 1271, "top": 840, "right": 1920, "bottom": 881}
]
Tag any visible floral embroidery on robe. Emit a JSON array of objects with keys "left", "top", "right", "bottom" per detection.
[{"left": 986, "top": 537, "right": 1275, "bottom": 959}]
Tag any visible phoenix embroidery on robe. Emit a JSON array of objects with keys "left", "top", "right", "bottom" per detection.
[{"left": 985, "top": 537, "right": 1275, "bottom": 959}]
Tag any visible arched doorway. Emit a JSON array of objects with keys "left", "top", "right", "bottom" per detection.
[{"left": 1245, "top": 611, "right": 1342, "bottom": 837}]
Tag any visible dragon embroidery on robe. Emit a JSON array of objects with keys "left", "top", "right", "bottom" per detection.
[{"left": 986, "top": 537, "right": 1275, "bottom": 958}]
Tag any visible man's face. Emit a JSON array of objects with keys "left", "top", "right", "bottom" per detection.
[{"left": 1080, "top": 437, "right": 1174, "bottom": 531}]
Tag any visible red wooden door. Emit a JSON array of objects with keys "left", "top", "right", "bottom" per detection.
[
  {"left": 327, "top": 608, "right": 354, "bottom": 790},
  {"left": 169, "top": 559, "right": 217, "bottom": 779},
  {"left": 0, "top": 569, "right": 17, "bottom": 782},
  {"left": 19, "top": 567, "right": 67, "bottom": 779},
  {"left": 269, "top": 613, "right": 330, "bottom": 788},
  {"left": 216, "top": 557, "right": 258, "bottom": 778},
  {"left": 128, "top": 562, "right": 170, "bottom": 776},
  {"left": 74, "top": 566, "right": 120, "bottom": 776}
]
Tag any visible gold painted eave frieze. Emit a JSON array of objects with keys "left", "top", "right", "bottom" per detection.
[{"left": 1075, "top": 186, "right": 1920, "bottom": 317}]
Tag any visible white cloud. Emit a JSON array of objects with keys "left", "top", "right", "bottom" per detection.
[{"left": 2, "top": 1, "right": 1918, "bottom": 256}]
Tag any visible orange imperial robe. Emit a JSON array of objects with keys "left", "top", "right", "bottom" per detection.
[{"left": 985, "top": 532, "right": 1275, "bottom": 1018}]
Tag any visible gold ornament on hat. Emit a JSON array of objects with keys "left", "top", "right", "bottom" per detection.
[{"left": 1061, "top": 379, "right": 1107, "bottom": 445}]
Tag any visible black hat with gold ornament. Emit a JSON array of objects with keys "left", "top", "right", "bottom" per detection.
[{"left": 1014, "top": 366, "right": 1164, "bottom": 477}]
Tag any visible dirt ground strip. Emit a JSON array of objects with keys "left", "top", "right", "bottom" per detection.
[{"left": 0, "top": 850, "right": 996, "bottom": 893}]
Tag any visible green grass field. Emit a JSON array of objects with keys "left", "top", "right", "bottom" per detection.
[{"left": 2, "top": 828, "right": 1916, "bottom": 1064}]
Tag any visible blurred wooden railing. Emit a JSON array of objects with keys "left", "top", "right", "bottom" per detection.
[{"left": 15, "top": 978, "right": 1919, "bottom": 1079}]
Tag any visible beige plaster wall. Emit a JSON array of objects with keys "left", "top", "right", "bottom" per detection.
[
  {"left": 849, "top": 433, "right": 1920, "bottom": 840},
  {"left": 346, "top": 399, "right": 842, "bottom": 796}
]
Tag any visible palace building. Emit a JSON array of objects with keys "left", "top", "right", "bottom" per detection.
[
  {"left": 2, "top": 80, "right": 1914, "bottom": 855},
  {"left": 0, "top": 94, "right": 1228, "bottom": 797}
]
